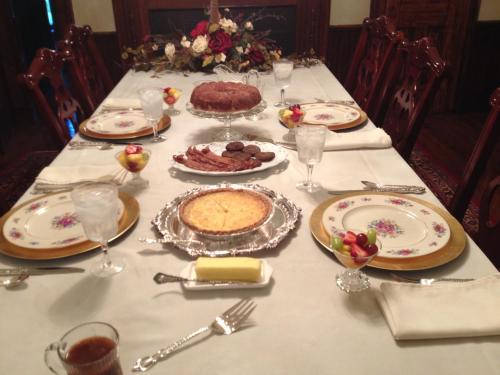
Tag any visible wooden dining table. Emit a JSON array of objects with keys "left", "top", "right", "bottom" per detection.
[{"left": 1, "top": 64, "right": 499, "bottom": 374}]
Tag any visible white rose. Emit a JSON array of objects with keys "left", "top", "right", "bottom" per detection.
[
  {"left": 219, "top": 17, "right": 238, "bottom": 34},
  {"left": 235, "top": 46, "right": 244, "bottom": 54},
  {"left": 192, "top": 35, "right": 208, "bottom": 54},
  {"left": 164, "top": 43, "right": 175, "bottom": 61},
  {"left": 180, "top": 36, "right": 191, "bottom": 48},
  {"left": 215, "top": 52, "right": 226, "bottom": 63},
  {"left": 244, "top": 21, "right": 253, "bottom": 31}
]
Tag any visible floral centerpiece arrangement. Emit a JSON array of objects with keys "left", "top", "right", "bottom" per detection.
[{"left": 122, "top": 3, "right": 285, "bottom": 73}]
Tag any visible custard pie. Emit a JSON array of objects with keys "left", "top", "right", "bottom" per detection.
[{"left": 179, "top": 188, "right": 272, "bottom": 236}]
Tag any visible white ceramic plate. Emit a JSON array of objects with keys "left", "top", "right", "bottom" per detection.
[
  {"left": 3, "top": 192, "right": 124, "bottom": 249},
  {"left": 171, "top": 141, "right": 288, "bottom": 176},
  {"left": 321, "top": 194, "right": 451, "bottom": 258},
  {"left": 180, "top": 260, "right": 273, "bottom": 290},
  {"left": 301, "top": 103, "right": 360, "bottom": 125},
  {"left": 86, "top": 110, "right": 150, "bottom": 135}
]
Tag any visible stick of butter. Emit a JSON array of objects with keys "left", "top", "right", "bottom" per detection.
[{"left": 194, "top": 257, "right": 262, "bottom": 282}]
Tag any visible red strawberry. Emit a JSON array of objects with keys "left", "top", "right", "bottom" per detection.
[
  {"left": 166, "top": 96, "right": 175, "bottom": 105},
  {"left": 351, "top": 243, "right": 370, "bottom": 258},
  {"left": 343, "top": 231, "right": 357, "bottom": 244},
  {"left": 125, "top": 144, "right": 143, "bottom": 155}
]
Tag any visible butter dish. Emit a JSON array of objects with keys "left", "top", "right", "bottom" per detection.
[{"left": 180, "top": 260, "right": 273, "bottom": 290}]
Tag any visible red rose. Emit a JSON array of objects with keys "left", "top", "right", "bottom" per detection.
[
  {"left": 190, "top": 21, "right": 209, "bottom": 38},
  {"left": 248, "top": 48, "right": 264, "bottom": 65},
  {"left": 208, "top": 30, "right": 232, "bottom": 53}
]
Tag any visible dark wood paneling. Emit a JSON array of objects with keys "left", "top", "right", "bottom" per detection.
[
  {"left": 325, "top": 25, "right": 362, "bottom": 85},
  {"left": 456, "top": 21, "right": 500, "bottom": 112},
  {"left": 112, "top": 0, "right": 330, "bottom": 58},
  {"left": 93, "top": 32, "right": 126, "bottom": 84}
]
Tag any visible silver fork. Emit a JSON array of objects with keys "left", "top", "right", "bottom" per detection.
[
  {"left": 390, "top": 273, "right": 475, "bottom": 285},
  {"left": 132, "top": 298, "right": 256, "bottom": 372}
]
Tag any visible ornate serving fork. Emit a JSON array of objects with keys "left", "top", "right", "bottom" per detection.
[{"left": 132, "top": 298, "right": 256, "bottom": 372}]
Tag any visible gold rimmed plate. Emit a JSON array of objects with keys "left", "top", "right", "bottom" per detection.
[
  {"left": 279, "top": 102, "right": 367, "bottom": 131},
  {"left": 310, "top": 192, "right": 467, "bottom": 271},
  {"left": 0, "top": 191, "right": 139, "bottom": 260},
  {"left": 79, "top": 111, "right": 171, "bottom": 140}
]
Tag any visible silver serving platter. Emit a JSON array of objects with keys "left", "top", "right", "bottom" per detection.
[{"left": 152, "top": 183, "right": 301, "bottom": 257}]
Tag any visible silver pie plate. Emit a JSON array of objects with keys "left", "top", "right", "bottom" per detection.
[
  {"left": 152, "top": 183, "right": 301, "bottom": 257},
  {"left": 186, "top": 100, "right": 266, "bottom": 120}
]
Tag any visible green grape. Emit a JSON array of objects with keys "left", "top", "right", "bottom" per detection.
[
  {"left": 330, "top": 236, "right": 344, "bottom": 250},
  {"left": 367, "top": 228, "right": 377, "bottom": 245}
]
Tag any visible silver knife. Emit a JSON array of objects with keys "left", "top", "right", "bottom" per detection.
[
  {"left": 0, "top": 267, "right": 85, "bottom": 276},
  {"left": 328, "top": 187, "right": 426, "bottom": 195}
]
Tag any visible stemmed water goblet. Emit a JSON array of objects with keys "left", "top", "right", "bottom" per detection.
[
  {"left": 273, "top": 59, "right": 294, "bottom": 107},
  {"left": 295, "top": 125, "right": 327, "bottom": 192},
  {"left": 71, "top": 182, "right": 124, "bottom": 277},
  {"left": 138, "top": 87, "right": 165, "bottom": 142},
  {"left": 330, "top": 229, "right": 380, "bottom": 293}
]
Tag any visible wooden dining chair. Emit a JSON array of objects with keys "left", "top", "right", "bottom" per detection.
[
  {"left": 474, "top": 175, "right": 500, "bottom": 268},
  {"left": 449, "top": 88, "right": 500, "bottom": 221},
  {"left": 18, "top": 48, "right": 85, "bottom": 147},
  {"left": 344, "top": 16, "right": 404, "bottom": 116},
  {"left": 58, "top": 24, "right": 114, "bottom": 115},
  {"left": 373, "top": 37, "right": 446, "bottom": 160}
]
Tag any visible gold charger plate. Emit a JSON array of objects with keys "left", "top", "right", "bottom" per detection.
[
  {"left": 0, "top": 191, "right": 139, "bottom": 260},
  {"left": 309, "top": 192, "right": 467, "bottom": 271},
  {"left": 79, "top": 115, "right": 171, "bottom": 140},
  {"left": 279, "top": 102, "right": 367, "bottom": 131}
]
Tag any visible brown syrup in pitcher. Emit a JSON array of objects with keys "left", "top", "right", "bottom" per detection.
[{"left": 66, "top": 336, "right": 122, "bottom": 375}]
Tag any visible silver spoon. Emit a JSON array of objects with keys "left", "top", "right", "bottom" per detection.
[
  {"left": 361, "top": 180, "right": 426, "bottom": 194},
  {"left": 138, "top": 237, "right": 206, "bottom": 249},
  {"left": 68, "top": 142, "right": 113, "bottom": 150},
  {"left": 1, "top": 272, "right": 29, "bottom": 289}
]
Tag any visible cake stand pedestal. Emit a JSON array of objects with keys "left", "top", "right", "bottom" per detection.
[{"left": 186, "top": 101, "right": 266, "bottom": 141}]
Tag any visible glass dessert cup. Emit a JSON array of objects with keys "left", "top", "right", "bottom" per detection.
[
  {"left": 331, "top": 236, "right": 381, "bottom": 293},
  {"left": 115, "top": 149, "right": 151, "bottom": 188},
  {"left": 281, "top": 114, "right": 305, "bottom": 142},
  {"left": 71, "top": 183, "right": 125, "bottom": 277},
  {"left": 164, "top": 88, "right": 182, "bottom": 116}
]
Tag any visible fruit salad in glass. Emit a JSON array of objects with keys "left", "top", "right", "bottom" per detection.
[
  {"left": 279, "top": 104, "right": 305, "bottom": 142},
  {"left": 116, "top": 144, "right": 151, "bottom": 187},
  {"left": 330, "top": 228, "right": 380, "bottom": 293},
  {"left": 163, "top": 87, "right": 182, "bottom": 116}
]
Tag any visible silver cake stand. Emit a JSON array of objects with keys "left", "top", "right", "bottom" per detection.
[{"left": 186, "top": 101, "right": 267, "bottom": 141}]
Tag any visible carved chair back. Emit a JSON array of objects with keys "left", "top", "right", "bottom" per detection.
[
  {"left": 475, "top": 175, "right": 500, "bottom": 268},
  {"left": 376, "top": 37, "right": 446, "bottom": 160},
  {"left": 344, "top": 16, "right": 404, "bottom": 116},
  {"left": 59, "top": 24, "right": 114, "bottom": 115},
  {"left": 450, "top": 88, "right": 500, "bottom": 221},
  {"left": 18, "top": 48, "right": 84, "bottom": 146}
]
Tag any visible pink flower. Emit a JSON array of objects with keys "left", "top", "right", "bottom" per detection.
[
  {"left": 190, "top": 21, "right": 209, "bottom": 38},
  {"left": 248, "top": 48, "right": 264, "bottom": 64}
]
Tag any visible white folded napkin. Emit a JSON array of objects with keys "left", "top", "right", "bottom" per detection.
[
  {"left": 35, "top": 165, "right": 123, "bottom": 190},
  {"left": 323, "top": 128, "right": 392, "bottom": 151},
  {"left": 101, "top": 97, "right": 142, "bottom": 110},
  {"left": 376, "top": 274, "right": 500, "bottom": 340}
]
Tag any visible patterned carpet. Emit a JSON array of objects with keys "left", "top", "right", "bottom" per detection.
[{"left": 0, "top": 150, "right": 59, "bottom": 216}]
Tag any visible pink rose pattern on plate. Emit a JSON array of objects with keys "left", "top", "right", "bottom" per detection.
[
  {"left": 368, "top": 218, "right": 404, "bottom": 238},
  {"left": 385, "top": 198, "right": 413, "bottom": 207},
  {"left": 386, "top": 248, "right": 419, "bottom": 256},
  {"left": 432, "top": 222, "right": 447, "bottom": 237},
  {"left": 115, "top": 120, "right": 134, "bottom": 128},
  {"left": 51, "top": 236, "right": 83, "bottom": 246},
  {"left": 51, "top": 213, "right": 79, "bottom": 230},
  {"left": 335, "top": 200, "right": 355, "bottom": 211},
  {"left": 9, "top": 228, "right": 23, "bottom": 240},
  {"left": 25, "top": 200, "right": 48, "bottom": 213}
]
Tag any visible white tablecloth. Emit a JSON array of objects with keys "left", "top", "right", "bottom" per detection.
[{"left": 2, "top": 65, "right": 499, "bottom": 375}]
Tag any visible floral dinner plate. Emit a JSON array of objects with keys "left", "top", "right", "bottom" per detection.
[
  {"left": 309, "top": 192, "right": 466, "bottom": 271},
  {"left": 85, "top": 110, "right": 150, "bottom": 135},
  {"left": 0, "top": 191, "right": 139, "bottom": 260},
  {"left": 290, "top": 102, "right": 367, "bottom": 130},
  {"left": 321, "top": 194, "right": 450, "bottom": 258}
]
